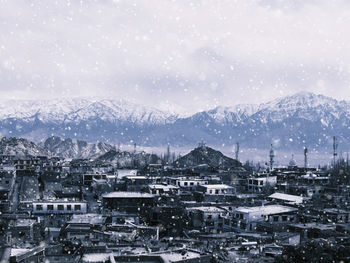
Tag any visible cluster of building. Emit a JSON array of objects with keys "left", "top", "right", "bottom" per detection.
[{"left": 1, "top": 146, "right": 350, "bottom": 262}]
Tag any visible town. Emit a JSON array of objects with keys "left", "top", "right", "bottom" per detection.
[{"left": 1, "top": 138, "right": 350, "bottom": 263}]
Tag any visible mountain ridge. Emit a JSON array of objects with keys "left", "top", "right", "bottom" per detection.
[{"left": 0, "top": 92, "right": 349, "bottom": 150}]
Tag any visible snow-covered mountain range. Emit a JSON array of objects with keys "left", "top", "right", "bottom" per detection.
[
  {"left": 0, "top": 92, "right": 349, "bottom": 151},
  {"left": 39, "top": 136, "right": 116, "bottom": 159}
]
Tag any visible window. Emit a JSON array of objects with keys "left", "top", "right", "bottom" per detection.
[
  {"left": 240, "top": 214, "right": 243, "bottom": 219},
  {"left": 207, "top": 215, "right": 212, "bottom": 219},
  {"left": 190, "top": 182, "right": 194, "bottom": 186},
  {"left": 215, "top": 190, "right": 219, "bottom": 194},
  {"left": 273, "top": 216, "right": 279, "bottom": 222},
  {"left": 58, "top": 205, "right": 64, "bottom": 211},
  {"left": 47, "top": 205, "right": 54, "bottom": 211},
  {"left": 260, "top": 181, "right": 263, "bottom": 185},
  {"left": 282, "top": 216, "right": 288, "bottom": 222},
  {"left": 206, "top": 221, "right": 214, "bottom": 226},
  {"left": 184, "top": 182, "right": 188, "bottom": 186},
  {"left": 67, "top": 205, "right": 71, "bottom": 211},
  {"left": 36, "top": 204, "right": 43, "bottom": 211},
  {"left": 74, "top": 204, "right": 81, "bottom": 211}
]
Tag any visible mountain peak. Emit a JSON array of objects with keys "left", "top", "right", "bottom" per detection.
[{"left": 174, "top": 144, "right": 241, "bottom": 168}]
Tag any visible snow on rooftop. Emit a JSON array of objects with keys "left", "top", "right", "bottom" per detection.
[
  {"left": 69, "top": 213, "right": 105, "bottom": 224},
  {"left": 201, "top": 184, "right": 234, "bottom": 189},
  {"left": 187, "top": 206, "right": 226, "bottom": 213},
  {"left": 82, "top": 253, "right": 111, "bottom": 262},
  {"left": 235, "top": 205, "right": 297, "bottom": 215},
  {"left": 103, "top": 191, "right": 155, "bottom": 198},
  {"left": 269, "top": 192, "right": 308, "bottom": 204},
  {"left": 10, "top": 249, "right": 30, "bottom": 257},
  {"left": 156, "top": 250, "right": 202, "bottom": 262},
  {"left": 148, "top": 184, "right": 179, "bottom": 189},
  {"left": 117, "top": 169, "right": 137, "bottom": 177}
]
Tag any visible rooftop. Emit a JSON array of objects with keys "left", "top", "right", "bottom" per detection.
[
  {"left": 68, "top": 213, "right": 106, "bottom": 225},
  {"left": 103, "top": 191, "right": 155, "bottom": 199},
  {"left": 268, "top": 192, "right": 309, "bottom": 204},
  {"left": 148, "top": 184, "right": 179, "bottom": 190},
  {"left": 235, "top": 205, "right": 298, "bottom": 215},
  {"left": 187, "top": 206, "right": 227, "bottom": 213},
  {"left": 201, "top": 184, "right": 234, "bottom": 189}
]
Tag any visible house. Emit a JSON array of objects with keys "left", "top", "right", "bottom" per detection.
[
  {"left": 32, "top": 200, "right": 87, "bottom": 214},
  {"left": 196, "top": 184, "right": 236, "bottom": 195},
  {"left": 9, "top": 245, "right": 45, "bottom": 263},
  {"left": 0, "top": 170, "right": 16, "bottom": 212},
  {"left": 61, "top": 213, "right": 106, "bottom": 240},
  {"left": 247, "top": 175, "right": 277, "bottom": 193},
  {"left": 195, "top": 184, "right": 236, "bottom": 202},
  {"left": 83, "top": 173, "right": 107, "bottom": 186},
  {"left": 102, "top": 192, "right": 155, "bottom": 219},
  {"left": 167, "top": 176, "right": 208, "bottom": 191},
  {"left": 123, "top": 176, "right": 151, "bottom": 192},
  {"left": 186, "top": 206, "right": 230, "bottom": 233},
  {"left": 9, "top": 219, "right": 41, "bottom": 243},
  {"left": 232, "top": 205, "right": 298, "bottom": 232},
  {"left": 147, "top": 183, "right": 180, "bottom": 196}
]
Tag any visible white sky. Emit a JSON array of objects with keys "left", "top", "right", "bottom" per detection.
[{"left": 1, "top": 0, "right": 350, "bottom": 115}]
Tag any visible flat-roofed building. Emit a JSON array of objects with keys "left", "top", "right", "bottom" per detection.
[
  {"left": 268, "top": 192, "right": 310, "bottom": 205},
  {"left": 102, "top": 192, "right": 155, "bottom": 217},
  {"left": 247, "top": 175, "right": 277, "bottom": 193},
  {"left": 147, "top": 184, "right": 180, "bottom": 196},
  {"left": 197, "top": 184, "right": 236, "bottom": 195},
  {"left": 33, "top": 200, "right": 87, "bottom": 214},
  {"left": 232, "top": 205, "right": 298, "bottom": 232}
]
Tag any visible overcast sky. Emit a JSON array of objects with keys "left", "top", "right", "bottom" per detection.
[{"left": 0, "top": 0, "right": 350, "bottom": 114}]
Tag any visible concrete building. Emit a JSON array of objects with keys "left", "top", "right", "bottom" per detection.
[
  {"left": 247, "top": 175, "right": 277, "bottom": 193},
  {"left": 232, "top": 205, "right": 298, "bottom": 232}
]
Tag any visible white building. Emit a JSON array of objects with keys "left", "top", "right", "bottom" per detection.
[
  {"left": 268, "top": 192, "right": 310, "bottom": 205},
  {"left": 247, "top": 175, "right": 277, "bottom": 193},
  {"left": 147, "top": 184, "right": 180, "bottom": 195},
  {"left": 232, "top": 205, "right": 298, "bottom": 232},
  {"left": 167, "top": 177, "right": 208, "bottom": 191},
  {"left": 197, "top": 184, "right": 236, "bottom": 195},
  {"left": 33, "top": 200, "right": 87, "bottom": 214}
]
